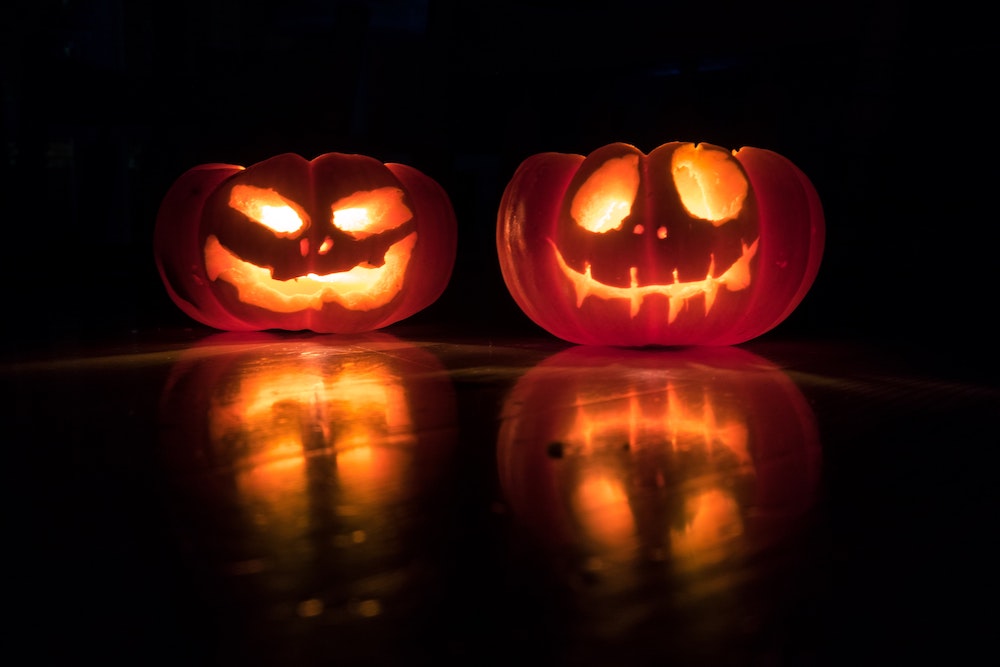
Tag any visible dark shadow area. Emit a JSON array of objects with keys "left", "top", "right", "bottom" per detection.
[
  {"left": 2, "top": 3, "right": 996, "bottom": 664},
  {"left": 2, "top": 1, "right": 996, "bottom": 358}
]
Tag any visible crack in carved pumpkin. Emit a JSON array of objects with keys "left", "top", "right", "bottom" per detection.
[{"left": 549, "top": 236, "right": 758, "bottom": 321}]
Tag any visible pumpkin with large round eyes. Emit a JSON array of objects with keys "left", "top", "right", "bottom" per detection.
[
  {"left": 497, "top": 142, "right": 824, "bottom": 346},
  {"left": 155, "top": 152, "right": 457, "bottom": 333}
]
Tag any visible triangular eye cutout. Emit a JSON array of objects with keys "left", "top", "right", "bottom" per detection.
[
  {"left": 229, "top": 184, "right": 308, "bottom": 236},
  {"left": 331, "top": 187, "right": 412, "bottom": 239},
  {"left": 571, "top": 154, "right": 640, "bottom": 233},
  {"left": 670, "top": 144, "right": 748, "bottom": 226}
]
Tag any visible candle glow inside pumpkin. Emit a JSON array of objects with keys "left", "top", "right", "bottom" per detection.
[
  {"left": 204, "top": 185, "right": 416, "bottom": 313},
  {"left": 553, "top": 144, "right": 757, "bottom": 321}
]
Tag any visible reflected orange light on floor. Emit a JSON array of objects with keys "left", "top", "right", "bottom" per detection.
[
  {"left": 497, "top": 345, "right": 822, "bottom": 593},
  {"left": 569, "top": 381, "right": 750, "bottom": 466},
  {"left": 560, "top": 379, "right": 752, "bottom": 566},
  {"left": 671, "top": 488, "right": 743, "bottom": 568},
  {"left": 235, "top": 455, "right": 310, "bottom": 547},
  {"left": 187, "top": 352, "right": 421, "bottom": 582},
  {"left": 206, "top": 361, "right": 414, "bottom": 507},
  {"left": 159, "top": 332, "right": 458, "bottom": 621},
  {"left": 574, "top": 471, "right": 636, "bottom": 555}
]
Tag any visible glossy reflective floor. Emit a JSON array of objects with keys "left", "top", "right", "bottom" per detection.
[{"left": 5, "top": 326, "right": 994, "bottom": 666}]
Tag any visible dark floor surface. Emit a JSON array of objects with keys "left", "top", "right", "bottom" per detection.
[{"left": 4, "top": 323, "right": 994, "bottom": 666}]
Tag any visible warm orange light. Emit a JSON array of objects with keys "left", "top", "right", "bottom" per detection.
[
  {"left": 566, "top": 382, "right": 751, "bottom": 464},
  {"left": 496, "top": 345, "right": 824, "bottom": 623},
  {"left": 329, "top": 368, "right": 413, "bottom": 507},
  {"left": 159, "top": 335, "right": 461, "bottom": 625},
  {"left": 549, "top": 237, "right": 758, "bottom": 319},
  {"left": 670, "top": 488, "right": 744, "bottom": 566},
  {"left": 331, "top": 186, "right": 412, "bottom": 238},
  {"left": 229, "top": 184, "right": 308, "bottom": 235},
  {"left": 204, "top": 358, "right": 419, "bottom": 525},
  {"left": 663, "top": 383, "right": 750, "bottom": 466},
  {"left": 574, "top": 471, "right": 636, "bottom": 551},
  {"left": 204, "top": 232, "right": 416, "bottom": 312},
  {"left": 513, "top": 374, "right": 760, "bottom": 570},
  {"left": 570, "top": 154, "right": 640, "bottom": 233},
  {"left": 670, "top": 144, "right": 748, "bottom": 225}
]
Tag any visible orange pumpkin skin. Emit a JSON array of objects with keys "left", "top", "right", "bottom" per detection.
[
  {"left": 155, "top": 153, "right": 457, "bottom": 333},
  {"left": 496, "top": 142, "right": 824, "bottom": 346}
]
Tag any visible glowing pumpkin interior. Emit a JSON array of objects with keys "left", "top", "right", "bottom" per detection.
[
  {"left": 554, "top": 143, "right": 757, "bottom": 322},
  {"left": 204, "top": 184, "right": 416, "bottom": 313}
]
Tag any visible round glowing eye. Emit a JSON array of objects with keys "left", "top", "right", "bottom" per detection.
[
  {"left": 670, "top": 144, "right": 748, "bottom": 225},
  {"left": 331, "top": 187, "right": 412, "bottom": 239},
  {"left": 229, "top": 184, "right": 307, "bottom": 235},
  {"left": 570, "top": 154, "right": 640, "bottom": 233}
]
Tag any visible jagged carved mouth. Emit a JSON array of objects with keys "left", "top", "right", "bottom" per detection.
[
  {"left": 204, "top": 232, "right": 416, "bottom": 313},
  {"left": 549, "top": 237, "right": 759, "bottom": 322}
]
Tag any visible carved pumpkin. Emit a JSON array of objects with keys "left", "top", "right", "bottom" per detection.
[
  {"left": 497, "top": 345, "right": 822, "bottom": 582},
  {"left": 497, "top": 142, "right": 824, "bottom": 346},
  {"left": 157, "top": 333, "right": 458, "bottom": 621},
  {"left": 155, "top": 152, "right": 458, "bottom": 333}
]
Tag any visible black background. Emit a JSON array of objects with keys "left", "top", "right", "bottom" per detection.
[
  {"left": 2, "top": 0, "right": 997, "bottom": 363},
  {"left": 3, "top": 4, "right": 999, "bottom": 665}
]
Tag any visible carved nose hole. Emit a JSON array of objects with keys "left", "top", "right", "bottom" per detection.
[
  {"left": 318, "top": 236, "right": 333, "bottom": 255},
  {"left": 299, "top": 238, "right": 310, "bottom": 257},
  {"left": 632, "top": 224, "right": 645, "bottom": 235},
  {"left": 657, "top": 226, "right": 668, "bottom": 239}
]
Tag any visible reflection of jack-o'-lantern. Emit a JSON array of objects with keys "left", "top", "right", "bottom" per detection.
[
  {"left": 157, "top": 332, "right": 457, "bottom": 631},
  {"left": 497, "top": 345, "right": 822, "bottom": 591},
  {"left": 155, "top": 152, "right": 458, "bottom": 333},
  {"left": 497, "top": 142, "right": 824, "bottom": 346}
]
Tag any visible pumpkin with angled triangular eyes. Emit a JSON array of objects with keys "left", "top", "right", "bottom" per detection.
[
  {"left": 496, "top": 142, "right": 824, "bottom": 346},
  {"left": 155, "top": 152, "right": 457, "bottom": 333}
]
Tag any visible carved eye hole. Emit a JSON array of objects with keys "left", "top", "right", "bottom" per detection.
[
  {"left": 331, "top": 187, "right": 412, "bottom": 239},
  {"left": 670, "top": 144, "right": 748, "bottom": 226},
  {"left": 571, "top": 154, "right": 640, "bottom": 233},
  {"left": 229, "top": 184, "right": 307, "bottom": 236}
]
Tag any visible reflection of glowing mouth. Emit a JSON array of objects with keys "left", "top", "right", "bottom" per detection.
[
  {"left": 549, "top": 237, "right": 758, "bottom": 321},
  {"left": 204, "top": 232, "right": 416, "bottom": 312}
]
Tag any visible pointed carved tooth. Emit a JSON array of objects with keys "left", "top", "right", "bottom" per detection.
[
  {"left": 573, "top": 262, "right": 592, "bottom": 307},
  {"left": 704, "top": 281, "right": 718, "bottom": 314},
  {"left": 550, "top": 236, "right": 760, "bottom": 315},
  {"left": 630, "top": 293, "right": 642, "bottom": 318},
  {"left": 668, "top": 295, "right": 683, "bottom": 323},
  {"left": 718, "top": 239, "right": 757, "bottom": 291}
]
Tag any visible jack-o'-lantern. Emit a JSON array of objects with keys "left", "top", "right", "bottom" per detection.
[
  {"left": 157, "top": 332, "right": 458, "bottom": 630},
  {"left": 155, "top": 152, "right": 458, "bottom": 333},
  {"left": 497, "top": 345, "right": 822, "bottom": 605},
  {"left": 497, "top": 142, "right": 824, "bottom": 346}
]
